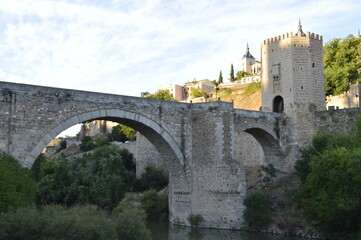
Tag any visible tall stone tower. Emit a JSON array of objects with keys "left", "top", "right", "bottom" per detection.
[
  {"left": 241, "top": 43, "right": 256, "bottom": 73},
  {"left": 261, "top": 20, "right": 325, "bottom": 113},
  {"left": 261, "top": 20, "right": 325, "bottom": 156}
]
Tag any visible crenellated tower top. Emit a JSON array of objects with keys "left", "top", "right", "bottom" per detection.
[{"left": 262, "top": 20, "right": 322, "bottom": 45}]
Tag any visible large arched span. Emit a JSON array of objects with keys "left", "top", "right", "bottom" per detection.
[
  {"left": 24, "top": 108, "right": 193, "bottom": 226},
  {"left": 23, "top": 108, "right": 186, "bottom": 170}
]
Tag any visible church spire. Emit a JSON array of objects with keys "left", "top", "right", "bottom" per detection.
[
  {"left": 296, "top": 18, "right": 306, "bottom": 36},
  {"left": 358, "top": 28, "right": 361, "bottom": 38},
  {"left": 242, "top": 43, "right": 254, "bottom": 59}
]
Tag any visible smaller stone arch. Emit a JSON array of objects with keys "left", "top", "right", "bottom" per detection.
[
  {"left": 238, "top": 122, "right": 285, "bottom": 171},
  {"left": 273, "top": 95, "right": 284, "bottom": 113}
]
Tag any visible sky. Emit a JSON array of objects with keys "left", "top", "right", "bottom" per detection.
[
  {"left": 0, "top": 0, "right": 360, "bottom": 137},
  {"left": 1, "top": 0, "right": 361, "bottom": 98}
]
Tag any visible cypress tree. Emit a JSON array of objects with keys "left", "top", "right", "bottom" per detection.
[
  {"left": 218, "top": 70, "right": 223, "bottom": 84},
  {"left": 230, "top": 64, "right": 235, "bottom": 82}
]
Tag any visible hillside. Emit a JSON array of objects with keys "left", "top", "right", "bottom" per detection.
[{"left": 209, "top": 83, "right": 262, "bottom": 110}]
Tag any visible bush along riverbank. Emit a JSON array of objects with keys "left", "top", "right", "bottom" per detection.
[
  {"left": 0, "top": 138, "right": 169, "bottom": 240},
  {"left": 243, "top": 168, "right": 319, "bottom": 239},
  {"left": 243, "top": 116, "right": 361, "bottom": 239}
]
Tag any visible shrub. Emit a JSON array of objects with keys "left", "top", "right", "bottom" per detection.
[
  {"left": 115, "top": 208, "right": 152, "bottom": 240},
  {"left": 0, "top": 205, "right": 152, "bottom": 240},
  {"left": 243, "top": 191, "right": 271, "bottom": 229},
  {"left": 135, "top": 164, "right": 168, "bottom": 191},
  {"left": 187, "top": 213, "right": 203, "bottom": 227},
  {"left": 0, "top": 151, "right": 36, "bottom": 213},
  {"left": 37, "top": 145, "right": 136, "bottom": 210},
  {"left": 140, "top": 190, "right": 168, "bottom": 221},
  {"left": 59, "top": 139, "right": 67, "bottom": 151},
  {"left": 94, "top": 137, "right": 110, "bottom": 147},
  {"left": 79, "top": 136, "right": 96, "bottom": 152}
]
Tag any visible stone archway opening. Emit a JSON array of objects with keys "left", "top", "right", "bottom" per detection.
[
  {"left": 236, "top": 125, "right": 285, "bottom": 189},
  {"left": 27, "top": 109, "right": 192, "bottom": 226},
  {"left": 244, "top": 127, "right": 284, "bottom": 170},
  {"left": 273, "top": 95, "right": 284, "bottom": 113}
]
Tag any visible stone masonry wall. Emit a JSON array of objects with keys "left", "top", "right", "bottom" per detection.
[
  {"left": 0, "top": 81, "right": 292, "bottom": 230},
  {"left": 135, "top": 132, "right": 162, "bottom": 178},
  {"left": 315, "top": 108, "right": 361, "bottom": 133}
]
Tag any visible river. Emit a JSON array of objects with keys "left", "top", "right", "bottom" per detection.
[{"left": 148, "top": 222, "right": 306, "bottom": 240}]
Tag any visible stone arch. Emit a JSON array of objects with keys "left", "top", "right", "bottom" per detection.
[
  {"left": 238, "top": 122, "right": 285, "bottom": 170},
  {"left": 23, "top": 108, "right": 186, "bottom": 170},
  {"left": 24, "top": 108, "right": 193, "bottom": 226},
  {"left": 273, "top": 95, "right": 284, "bottom": 113}
]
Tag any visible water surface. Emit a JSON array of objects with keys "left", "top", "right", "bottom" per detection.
[{"left": 148, "top": 221, "right": 306, "bottom": 240}]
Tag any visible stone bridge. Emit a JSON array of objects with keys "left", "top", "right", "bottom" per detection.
[{"left": 0, "top": 81, "right": 291, "bottom": 229}]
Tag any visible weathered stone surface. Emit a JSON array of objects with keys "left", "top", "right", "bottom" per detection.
[{"left": 0, "top": 81, "right": 296, "bottom": 229}]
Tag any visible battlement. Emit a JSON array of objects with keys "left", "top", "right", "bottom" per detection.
[{"left": 262, "top": 31, "right": 322, "bottom": 45}]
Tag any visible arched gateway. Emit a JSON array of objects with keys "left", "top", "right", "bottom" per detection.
[{"left": 0, "top": 81, "right": 290, "bottom": 229}]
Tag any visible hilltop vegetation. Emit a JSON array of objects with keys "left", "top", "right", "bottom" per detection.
[
  {"left": 210, "top": 82, "right": 262, "bottom": 110},
  {"left": 324, "top": 35, "right": 361, "bottom": 95}
]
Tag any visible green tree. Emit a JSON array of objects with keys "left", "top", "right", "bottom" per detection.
[
  {"left": 230, "top": 64, "right": 235, "bottom": 82},
  {"left": 301, "top": 148, "right": 361, "bottom": 239},
  {"left": 144, "top": 89, "right": 177, "bottom": 101},
  {"left": 37, "top": 145, "right": 136, "bottom": 210},
  {"left": 236, "top": 70, "right": 251, "bottom": 80},
  {"left": 0, "top": 151, "right": 36, "bottom": 213},
  {"left": 218, "top": 70, "right": 223, "bottom": 84},
  {"left": 294, "top": 116, "right": 361, "bottom": 239},
  {"left": 110, "top": 124, "right": 136, "bottom": 142},
  {"left": 295, "top": 131, "right": 356, "bottom": 183},
  {"left": 324, "top": 35, "right": 361, "bottom": 95},
  {"left": 135, "top": 164, "right": 168, "bottom": 192}
]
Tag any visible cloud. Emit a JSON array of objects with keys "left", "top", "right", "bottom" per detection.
[{"left": 0, "top": 0, "right": 360, "bottom": 97}]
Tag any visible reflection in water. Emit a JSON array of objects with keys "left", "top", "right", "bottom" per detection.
[{"left": 148, "top": 221, "right": 305, "bottom": 240}]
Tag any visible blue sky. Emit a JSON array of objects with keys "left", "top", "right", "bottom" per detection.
[{"left": 0, "top": 0, "right": 360, "bottom": 98}]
